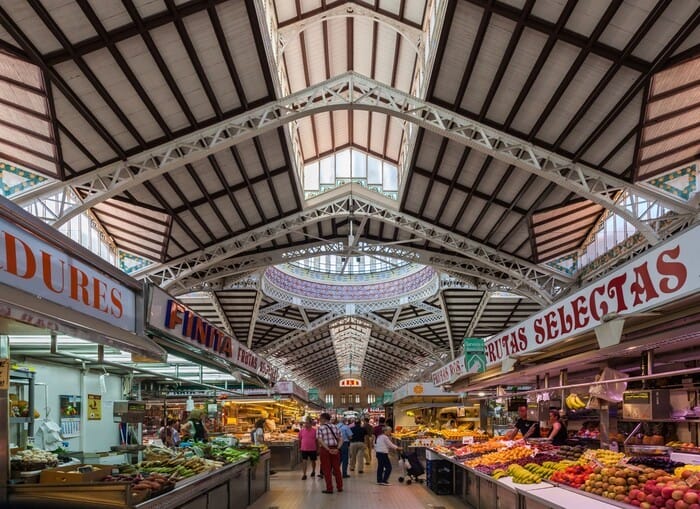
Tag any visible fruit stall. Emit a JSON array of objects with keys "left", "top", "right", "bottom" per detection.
[
  {"left": 423, "top": 436, "right": 700, "bottom": 509},
  {"left": 8, "top": 443, "right": 270, "bottom": 509}
]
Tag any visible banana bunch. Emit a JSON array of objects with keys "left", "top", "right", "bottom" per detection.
[
  {"left": 565, "top": 392, "right": 586, "bottom": 409},
  {"left": 523, "top": 462, "right": 558, "bottom": 480},
  {"left": 507, "top": 464, "right": 542, "bottom": 484},
  {"left": 491, "top": 468, "right": 507, "bottom": 480}
]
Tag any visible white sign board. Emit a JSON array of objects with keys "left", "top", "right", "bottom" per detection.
[
  {"left": 484, "top": 226, "right": 700, "bottom": 367},
  {"left": 431, "top": 356, "right": 466, "bottom": 386},
  {"left": 0, "top": 219, "right": 136, "bottom": 331}
]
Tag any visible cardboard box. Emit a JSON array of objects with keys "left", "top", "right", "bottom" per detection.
[{"left": 40, "top": 464, "right": 108, "bottom": 483}]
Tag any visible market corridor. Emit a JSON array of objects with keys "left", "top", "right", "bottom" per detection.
[{"left": 247, "top": 463, "right": 466, "bottom": 509}]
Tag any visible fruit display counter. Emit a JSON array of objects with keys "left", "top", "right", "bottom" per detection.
[{"left": 426, "top": 440, "right": 700, "bottom": 509}]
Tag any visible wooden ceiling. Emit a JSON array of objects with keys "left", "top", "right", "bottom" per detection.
[{"left": 0, "top": 0, "right": 697, "bottom": 389}]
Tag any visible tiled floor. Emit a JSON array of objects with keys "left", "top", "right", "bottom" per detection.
[{"left": 248, "top": 458, "right": 467, "bottom": 509}]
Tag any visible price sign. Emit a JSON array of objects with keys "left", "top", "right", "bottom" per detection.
[{"left": 462, "top": 436, "right": 474, "bottom": 444}]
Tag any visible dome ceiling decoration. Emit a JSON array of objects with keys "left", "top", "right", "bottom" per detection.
[{"left": 1, "top": 0, "right": 697, "bottom": 388}]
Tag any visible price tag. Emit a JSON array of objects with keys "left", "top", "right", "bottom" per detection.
[
  {"left": 462, "top": 436, "right": 474, "bottom": 444},
  {"left": 687, "top": 475, "right": 699, "bottom": 487}
]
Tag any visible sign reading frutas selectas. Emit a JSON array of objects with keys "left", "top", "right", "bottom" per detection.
[
  {"left": 0, "top": 219, "right": 136, "bottom": 332},
  {"left": 484, "top": 226, "right": 700, "bottom": 367},
  {"left": 148, "top": 286, "right": 278, "bottom": 383},
  {"left": 431, "top": 356, "right": 466, "bottom": 385}
]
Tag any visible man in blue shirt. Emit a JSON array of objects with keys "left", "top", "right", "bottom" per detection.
[{"left": 338, "top": 418, "right": 354, "bottom": 478}]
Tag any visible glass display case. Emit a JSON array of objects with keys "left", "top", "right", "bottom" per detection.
[{"left": 9, "top": 369, "right": 35, "bottom": 448}]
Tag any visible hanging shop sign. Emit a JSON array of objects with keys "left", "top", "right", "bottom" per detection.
[
  {"left": 432, "top": 356, "right": 466, "bottom": 386},
  {"left": 308, "top": 388, "right": 320, "bottom": 401},
  {"left": 484, "top": 226, "right": 700, "bottom": 367},
  {"left": 392, "top": 382, "right": 456, "bottom": 401},
  {"left": 0, "top": 218, "right": 136, "bottom": 332},
  {"left": 274, "top": 381, "right": 308, "bottom": 400},
  {"left": 147, "top": 286, "right": 278, "bottom": 383},
  {"left": 339, "top": 378, "right": 362, "bottom": 387}
]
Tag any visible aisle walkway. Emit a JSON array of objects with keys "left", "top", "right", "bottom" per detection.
[{"left": 248, "top": 460, "right": 467, "bottom": 509}]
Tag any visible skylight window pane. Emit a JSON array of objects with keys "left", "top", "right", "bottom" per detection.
[
  {"left": 304, "top": 162, "right": 319, "bottom": 190},
  {"left": 367, "top": 156, "right": 382, "bottom": 184},
  {"left": 383, "top": 163, "right": 398, "bottom": 191},
  {"left": 352, "top": 150, "right": 366, "bottom": 178},
  {"left": 336, "top": 150, "right": 351, "bottom": 178},
  {"left": 320, "top": 157, "right": 335, "bottom": 184}
]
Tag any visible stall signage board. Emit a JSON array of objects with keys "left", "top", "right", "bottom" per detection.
[
  {"left": 463, "top": 337, "right": 485, "bottom": 353},
  {"left": 383, "top": 391, "right": 393, "bottom": 404},
  {"left": 431, "top": 356, "right": 466, "bottom": 386},
  {"left": 484, "top": 225, "right": 700, "bottom": 367},
  {"left": 0, "top": 219, "right": 136, "bottom": 332},
  {"left": 87, "top": 394, "right": 101, "bottom": 420},
  {"left": 275, "top": 381, "right": 308, "bottom": 401},
  {"left": 308, "top": 388, "right": 320, "bottom": 401},
  {"left": 392, "top": 382, "right": 457, "bottom": 401},
  {"left": 147, "top": 286, "right": 278, "bottom": 383}
]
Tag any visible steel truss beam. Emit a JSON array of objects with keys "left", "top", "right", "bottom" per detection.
[
  {"left": 13, "top": 72, "right": 693, "bottom": 234},
  {"left": 208, "top": 291, "right": 236, "bottom": 339},
  {"left": 134, "top": 185, "right": 566, "bottom": 303},
  {"left": 437, "top": 290, "right": 456, "bottom": 359},
  {"left": 466, "top": 291, "right": 492, "bottom": 338},
  {"left": 259, "top": 310, "right": 440, "bottom": 362}
]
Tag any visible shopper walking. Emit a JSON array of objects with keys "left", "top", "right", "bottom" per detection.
[
  {"left": 373, "top": 416, "right": 386, "bottom": 443},
  {"left": 375, "top": 426, "right": 401, "bottom": 485},
  {"left": 362, "top": 417, "right": 373, "bottom": 465},
  {"left": 349, "top": 418, "right": 367, "bottom": 473},
  {"left": 298, "top": 416, "right": 318, "bottom": 480},
  {"left": 338, "top": 417, "right": 353, "bottom": 478},
  {"left": 317, "top": 412, "right": 344, "bottom": 494}
]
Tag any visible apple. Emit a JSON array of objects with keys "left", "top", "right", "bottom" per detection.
[
  {"left": 669, "top": 500, "right": 680, "bottom": 509},
  {"left": 664, "top": 488, "right": 677, "bottom": 498},
  {"left": 641, "top": 503, "right": 652, "bottom": 509},
  {"left": 675, "top": 501, "right": 689, "bottom": 509},
  {"left": 685, "top": 493, "right": 699, "bottom": 505},
  {"left": 631, "top": 500, "right": 640, "bottom": 507},
  {"left": 688, "top": 504, "right": 700, "bottom": 509},
  {"left": 675, "top": 491, "right": 688, "bottom": 501}
]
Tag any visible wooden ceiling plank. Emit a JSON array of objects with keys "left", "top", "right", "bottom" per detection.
[
  {"left": 553, "top": 0, "right": 672, "bottom": 151},
  {"left": 28, "top": 0, "right": 146, "bottom": 146},
  {"left": 574, "top": 9, "right": 700, "bottom": 161},
  {"left": 527, "top": 0, "right": 623, "bottom": 143},
  {"left": 44, "top": 0, "right": 224, "bottom": 65},
  {"left": 478, "top": 0, "right": 535, "bottom": 121},
  {"left": 452, "top": 1, "right": 492, "bottom": 109},
  {"left": 122, "top": 0, "right": 197, "bottom": 126},
  {"left": 207, "top": 4, "right": 248, "bottom": 109},
  {"left": 162, "top": 172, "right": 216, "bottom": 241},
  {"left": 143, "top": 180, "right": 204, "bottom": 249},
  {"left": 78, "top": 0, "right": 172, "bottom": 138},
  {"left": 207, "top": 154, "right": 251, "bottom": 229},
  {"left": 464, "top": 0, "right": 651, "bottom": 73},
  {"left": 165, "top": 0, "right": 222, "bottom": 119},
  {"left": 184, "top": 162, "right": 234, "bottom": 237}
]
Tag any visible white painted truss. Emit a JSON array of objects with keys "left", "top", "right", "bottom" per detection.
[
  {"left": 135, "top": 185, "right": 566, "bottom": 303},
  {"left": 12, "top": 72, "right": 695, "bottom": 239}
]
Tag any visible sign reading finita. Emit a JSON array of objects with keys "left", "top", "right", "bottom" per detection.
[
  {"left": 340, "top": 378, "right": 362, "bottom": 387},
  {"left": 147, "top": 286, "right": 278, "bottom": 383}
]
